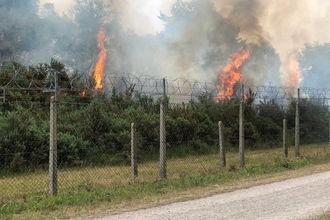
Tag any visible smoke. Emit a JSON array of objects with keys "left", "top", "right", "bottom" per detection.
[
  {"left": 213, "top": 0, "right": 330, "bottom": 87},
  {"left": 39, "top": 0, "right": 75, "bottom": 14},
  {"left": 113, "top": 0, "right": 179, "bottom": 35},
  {"left": 7, "top": 0, "right": 330, "bottom": 89},
  {"left": 213, "top": 0, "right": 268, "bottom": 45},
  {"left": 111, "top": 0, "right": 330, "bottom": 87},
  {"left": 40, "top": 0, "right": 177, "bottom": 35}
]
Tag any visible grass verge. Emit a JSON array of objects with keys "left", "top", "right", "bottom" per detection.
[{"left": 1, "top": 143, "right": 330, "bottom": 219}]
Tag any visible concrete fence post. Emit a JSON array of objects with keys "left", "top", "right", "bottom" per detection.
[
  {"left": 131, "top": 123, "right": 138, "bottom": 180},
  {"left": 160, "top": 101, "right": 167, "bottom": 179},
  {"left": 295, "top": 101, "right": 300, "bottom": 158},
  {"left": 49, "top": 96, "right": 58, "bottom": 195},
  {"left": 328, "top": 118, "right": 330, "bottom": 144},
  {"left": 239, "top": 100, "right": 245, "bottom": 168},
  {"left": 160, "top": 78, "right": 167, "bottom": 179},
  {"left": 219, "top": 121, "right": 226, "bottom": 168},
  {"left": 283, "top": 119, "right": 288, "bottom": 158}
]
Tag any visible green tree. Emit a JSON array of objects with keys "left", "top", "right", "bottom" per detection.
[{"left": 286, "top": 99, "right": 329, "bottom": 144}]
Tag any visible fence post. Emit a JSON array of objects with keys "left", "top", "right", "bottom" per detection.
[
  {"left": 329, "top": 118, "right": 330, "bottom": 144},
  {"left": 283, "top": 119, "right": 288, "bottom": 158},
  {"left": 219, "top": 121, "right": 226, "bottom": 168},
  {"left": 160, "top": 78, "right": 167, "bottom": 179},
  {"left": 2, "top": 87, "right": 5, "bottom": 103},
  {"left": 131, "top": 123, "right": 138, "bottom": 180},
  {"left": 49, "top": 96, "right": 57, "bottom": 195},
  {"left": 295, "top": 101, "right": 300, "bottom": 158},
  {"left": 239, "top": 100, "right": 244, "bottom": 168}
]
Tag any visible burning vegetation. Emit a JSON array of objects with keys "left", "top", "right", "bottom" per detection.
[
  {"left": 94, "top": 27, "right": 107, "bottom": 90},
  {"left": 217, "top": 48, "right": 251, "bottom": 100}
]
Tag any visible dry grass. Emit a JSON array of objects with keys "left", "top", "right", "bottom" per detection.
[{"left": 1, "top": 143, "right": 329, "bottom": 206}]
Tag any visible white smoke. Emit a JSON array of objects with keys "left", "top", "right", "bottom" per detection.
[
  {"left": 39, "top": 0, "right": 75, "bottom": 14},
  {"left": 39, "top": 0, "right": 330, "bottom": 87},
  {"left": 213, "top": 0, "right": 330, "bottom": 87}
]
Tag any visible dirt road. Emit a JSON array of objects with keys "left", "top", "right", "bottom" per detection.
[{"left": 96, "top": 171, "right": 330, "bottom": 220}]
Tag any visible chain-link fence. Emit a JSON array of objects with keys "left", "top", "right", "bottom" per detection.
[{"left": 1, "top": 69, "right": 330, "bottom": 205}]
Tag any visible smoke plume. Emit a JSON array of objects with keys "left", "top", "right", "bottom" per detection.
[
  {"left": 18, "top": 0, "right": 330, "bottom": 89},
  {"left": 213, "top": 0, "right": 330, "bottom": 87},
  {"left": 39, "top": 0, "right": 75, "bottom": 14}
]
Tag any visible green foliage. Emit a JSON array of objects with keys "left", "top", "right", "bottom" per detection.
[
  {"left": 286, "top": 99, "right": 329, "bottom": 144},
  {"left": 254, "top": 117, "right": 281, "bottom": 141},
  {"left": 258, "top": 98, "right": 285, "bottom": 127},
  {"left": 1, "top": 61, "right": 330, "bottom": 171},
  {"left": 167, "top": 102, "right": 216, "bottom": 148},
  {"left": 0, "top": 105, "right": 49, "bottom": 171}
]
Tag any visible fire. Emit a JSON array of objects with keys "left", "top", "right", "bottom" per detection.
[
  {"left": 286, "top": 54, "right": 301, "bottom": 88},
  {"left": 94, "top": 27, "right": 107, "bottom": 90},
  {"left": 217, "top": 48, "right": 251, "bottom": 100}
]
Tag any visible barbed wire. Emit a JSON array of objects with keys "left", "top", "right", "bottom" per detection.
[{"left": 1, "top": 67, "right": 330, "bottom": 103}]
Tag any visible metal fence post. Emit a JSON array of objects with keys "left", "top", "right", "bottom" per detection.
[
  {"left": 295, "top": 101, "right": 300, "bottom": 158},
  {"left": 131, "top": 123, "right": 138, "bottom": 180},
  {"left": 219, "top": 121, "right": 226, "bottom": 168},
  {"left": 160, "top": 78, "right": 167, "bottom": 179},
  {"left": 283, "top": 119, "right": 288, "bottom": 158},
  {"left": 49, "top": 96, "right": 57, "bottom": 195}
]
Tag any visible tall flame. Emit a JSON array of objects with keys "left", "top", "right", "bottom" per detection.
[
  {"left": 217, "top": 48, "right": 251, "bottom": 100},
  {"left": 94, "top": 27, "right": 107, "bottom": 90},
  {"left": 285, "top": 54, "right": 301, "bottom": 88}
]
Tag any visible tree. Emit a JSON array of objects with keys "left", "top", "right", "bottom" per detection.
[
  {"left": 242, "top": 42, "right": 282, "bottom": 86},
  {"left": 0, "top": 0, "right": 41, "bottom": 62},
  {"left": 53, "top": 0, "right": 120, "bottom": 74},
  {"left": 286, "top": 99, "right": 329, "bottom": 144},
  {"left": 158, "top": 0, "right": 243, "bottom": 78},
  {"left": 34, "top": 3, "right": 65, "bottom": 63}
]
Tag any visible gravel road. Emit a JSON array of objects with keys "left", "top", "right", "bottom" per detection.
[{"left": 96, "top": 171, "right": 330, "bottom": 220}]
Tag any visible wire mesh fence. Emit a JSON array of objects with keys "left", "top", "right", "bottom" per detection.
[{"left": 1, "top": 69, "right": 330, "bottom": 206}]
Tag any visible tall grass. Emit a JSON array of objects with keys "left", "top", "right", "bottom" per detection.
[
  {"left": 1, "top": 143, "right": 330, "bottom": 206},
  {"left": 0, "top": 144, "right": 330, "bottom": 219}
]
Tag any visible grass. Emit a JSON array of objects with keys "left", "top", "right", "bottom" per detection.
[{"left": 1, "top": 143, "right": 330, "bottom": 219}]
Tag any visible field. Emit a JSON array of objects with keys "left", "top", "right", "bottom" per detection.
[{"left": 1, "top": 143, "right": 330, "bottom": 219}]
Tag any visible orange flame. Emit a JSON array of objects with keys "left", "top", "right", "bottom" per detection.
[
  {"left": 286, "top": 54, "right": 301, "bottom": 88},
  {"left": 94, "top": 27, "right": 107, "bottom": 90},
  {"left": 217, "top": 48, "right": 251, "bottom": 100}
]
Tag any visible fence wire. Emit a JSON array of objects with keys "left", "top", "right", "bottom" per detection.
[
  {"left": 1, "top": 71, "right": 330, "bottom": 206},
  {"left": 1, "top": 66, "right": 330, "bottom": 104}
]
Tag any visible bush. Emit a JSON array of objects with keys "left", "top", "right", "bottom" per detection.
[{"left": 0, "top": 106, "right": 49, "bottom": 172}]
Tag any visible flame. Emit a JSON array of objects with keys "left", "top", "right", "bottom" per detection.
[
  {"left": 286, "top": 54, "right": 301, "bottom": 88},
  {"left": 94, "top": 27, "right": 107, "bottom": 90},
  {"left": 217, "top": 48, "right": 251, "bottom": 100}
]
